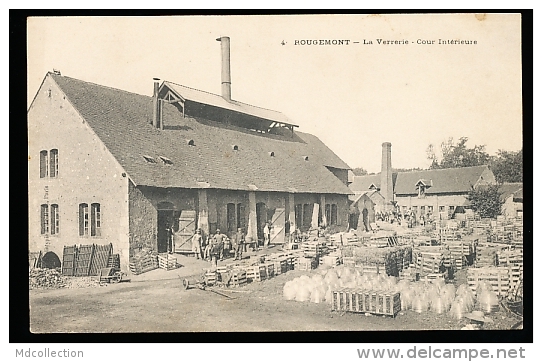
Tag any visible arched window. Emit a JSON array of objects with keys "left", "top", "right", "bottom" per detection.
[
  {"left": 40, "top": 150, "right": 48, "bottom": 178},
  {"left": 50, "top": 149, "right": 58, "bottom": 177},
  {"left": 91, "top": 203, "right": 101, "bottom": 237},
  {"left": 51, "top": 204, "right": 59, "bottom": 235},
  {"left": 79, "top": 203, "right": 89, "bottom": 236},
  {"left": 40, "top": 204, "right": 49, "bottom": 234}
]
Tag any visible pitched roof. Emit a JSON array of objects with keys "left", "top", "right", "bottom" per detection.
[
  {"left": 163, "top": 81, "right": 296, "bottom": 127},
  {"left": 50, "top": 73, "right": 351, "bottom": 194},
  {"left": 349, "top": 174, "right": 381, "bottom": 192},
  {"left": 349, "top": 166, "right": 492, "bottom": 195},
  {"left": 394, "top": 165, "right": 490, "bottom": 195},
  {"left": 499, "top": 183, "right": 523, "bottom": 202}
]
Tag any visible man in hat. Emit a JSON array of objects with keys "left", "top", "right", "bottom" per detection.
[
  {"left": 191, "top": 228, "right": 203, "bottom": 259},
  {"left": 212, "top": 229, "right": 229, "bottom": 261},
  {"left": 232, "top": 227, "right": 245, "bottom": 261}
]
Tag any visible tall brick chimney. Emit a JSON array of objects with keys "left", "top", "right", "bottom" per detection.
[
  {"left": 216, "top": 36, "right": 231, "bottom": 101},
  {"left": 381, "top": 142, "right": 393, "bottom": 209},
  {"left": 152, "top": 77, "right": 162, "bottom": 129}
]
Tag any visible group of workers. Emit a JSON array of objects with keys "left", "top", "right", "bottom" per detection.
[{"left": 190, "top": 222, "right": 273, "bottom": 267}]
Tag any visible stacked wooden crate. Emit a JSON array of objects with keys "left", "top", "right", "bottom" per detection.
[
  {"left": 467, "top": 267, "right": 511, "bottom": 297},
  {"left": 157, "top": 253, "right": 178, "bottom": 271},
  {"left": 229, "top": 269, "right": 247, "bottom": 287},
  {"left": 446, "top": 240, "right": 473, "bottom": 270},
  {"left": 244, "top": 265, "right": 267, "bottom": 282},
  {"left": 294, "top": 256, "right": 318, "bottom": 271},
  {"left": 129, "top": 250, "right": 158, "bottom": 275},
  {"left": 418, "top": 272, "right": 447, "bottom": 283},
  {"left": 319, "top": 255, "right": 341, "bottom": 267},
  {"left": 331, "top": 288, "right": 401, "bottom": 317}
]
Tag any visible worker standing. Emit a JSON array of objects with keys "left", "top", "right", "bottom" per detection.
[
  {"left": 191, "top": 228, "right": 203, "bottom": 259},
  {"left": 232, "top": 228, "right": 245, "bottom": 261},
  {"left": 263, "top": 222, "right": 271, "bottom": 248},
  {"left": 209, "top": 237, "right": 220, "bottom": 269},
  {"left": 213, "top": 229, "right": 228, "bottom": 261}
]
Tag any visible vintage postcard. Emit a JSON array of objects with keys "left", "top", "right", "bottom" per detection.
[{"left": 27, "top": 14, "right": 524, "bottom": 335}]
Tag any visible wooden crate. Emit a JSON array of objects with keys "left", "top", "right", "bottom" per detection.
[
  {"left": 107, "top": 254, "right": 120, "bottom": 269},
  {"left": 203, "top": 270, "right": 217, "bottom": 285},
  {"left": 331, "top": 288, "right": 401, "bottom": 317},
  {"left": 263, "top": 263, "right": 275, "bottom": 279},
  {"left": 294, "top": 257, "right": 318, "bottom": 271},
  {"left": 497, "top": 250, "right": 523, "bottom": 267},
  {"left": 129, "top": 254, "right": 158, "bottom": 275},
  {"left": 157, "top": 254, "right": 178, "bottom": 271},
  {"left": 244, "top": 265, "right": 266, "bottom": 282},
  {"left": 467, "top": 267, "right": 510, "bottom": 296},
  {"left": 419, "top": 272, "right": 446, "bottom": 283},
  {"left": 319, "top": 255, "right": 340, "bottom": 267},
  {"left": 446, "top": 241, "right": 473, "bottom": 256},
  {"left": 271, "top": 258, "right": 288, "bottom": 275},
  {"left": 399, "top": 268, "right": 418, "bottom": 281},
  {"left": 361, "top": 263, "right": 382, "bottom": 275},
  {"left": 415, "top": 252, "right": 445, "bottom": 273},
  {"left": 229, "top": 269, "right": 247, "bottom": 287},
  {"left": 342, "top": 256, "right": 356, "bottom": 268}
]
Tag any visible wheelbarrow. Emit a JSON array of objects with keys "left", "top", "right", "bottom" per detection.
[
  {"left": 98, "top": 267, "right": 125, "bottom": 283},
  {"left": 180, "top": 272, "right": 237, "bottom": 299}
]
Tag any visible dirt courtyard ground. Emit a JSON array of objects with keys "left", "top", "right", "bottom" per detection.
[{"left": 29, "top": 258, "right": 522, "bottom": 333}]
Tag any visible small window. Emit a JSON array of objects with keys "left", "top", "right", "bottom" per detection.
[
  {"left": 40, "top": 204, "right": 49, "bottom": 234},
  {"left": 187, "top": 139, "right": 195, "bottom": 146},
  {"left": 232, "top": 145, "right": 239, "bottom": 151},
  {"left": 50, "top": 149, "right": 58, "bottom": 177},
  {"left": 439, "top": 206, "right": 445, "bottom": 212},
  {"left": 268, "top": 151, "right": 275, "bottom": 157},
  {"left": 159, "top": 156, "right": 173, "bottom": 165},
  {"left": 428, "top": 206, "right": 433, "bottom": 213},
  {"left": 51, "top": 204, "right": 59, "bottom": 235},
  {"left": 40, "top": 150, "right": 48, "bottom": 178},
  {"left": 142, "top": 155, "right": 157, "bottom": 163}
]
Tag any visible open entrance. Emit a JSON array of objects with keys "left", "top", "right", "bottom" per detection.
[
  {"left": 348, "top": 213, "right": 359, "bottom": 230},
  {"left": 157, "top": 202, "right": 175, "bottom": 253},
  {"left": 41, "top": 251, "right": 61, "bottom": 269},
  {"left": 256, "top": 202, "right": 266, "bottom": 242},
  {"left": 362, "top": 208, "right": 369, "bottom": 232}
]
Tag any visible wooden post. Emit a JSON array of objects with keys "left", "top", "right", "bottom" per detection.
[
  {"left": 288, "top": 193, "right": 295, "bottom": 232},
  {"left": 198, "top": 190, "right": 209, "bottom": 236},
  {"left": 247, "top": 191, "right": 258, "bottom": 242},
  {"left": 320, "top": 194, "right": 326, "bottom": 227}
]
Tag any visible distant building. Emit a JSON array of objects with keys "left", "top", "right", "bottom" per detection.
[
  {"left": 499, "top": 183, "right": 523, "bottom": 218},
  {"left": 349, "top": 143, "right": 496, "bottom": 219},
  {"left": 28, "top": 37, "right": 352, "bottom": 272}
]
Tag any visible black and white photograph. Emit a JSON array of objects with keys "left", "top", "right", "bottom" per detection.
[{"left": 26, "top": 13, "right": 527, "bottom": 337}]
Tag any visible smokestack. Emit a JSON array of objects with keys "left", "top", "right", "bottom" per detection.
[
  {"left": 216, "top": 36, "right": 231, "bottom": 101},
  {"left": 381, "top": 142, "right": 393, "bottom": 209},
  {"left": 152, "top": 78, "right": 162, "bottom": 129}
]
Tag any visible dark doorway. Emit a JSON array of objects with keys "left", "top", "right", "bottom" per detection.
[
  {"left": 348, "top": 213, "right": 359, "bottom": 230},
  {"left": 41, "top": 251, "right": 61, "bottom": 269},
  {"left": 256, "top": 202, "right": 266, "bottom": 242},
  {"left": 157, "top": 207, "right": 174, "bottom": 253},
  {"left": 362, "top": 208, "right": 369, "bottom": 232}
]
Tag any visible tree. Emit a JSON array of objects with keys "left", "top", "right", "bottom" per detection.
[
  {"left": 467, "top": 184, "right": 504, "bottom": 219},
  {"left": 352, "top": 167, "right": 368, "bottom": 176},
  {"left": 490, "top": 149, "right": 523, "bottom": 183},
  {"left": 427, "top": 137, "right": 490, "bottom": 169}
]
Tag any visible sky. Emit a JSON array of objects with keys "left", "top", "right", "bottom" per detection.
[{"left": 27, "top": 14, "right": 523, "bottom": 173}]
